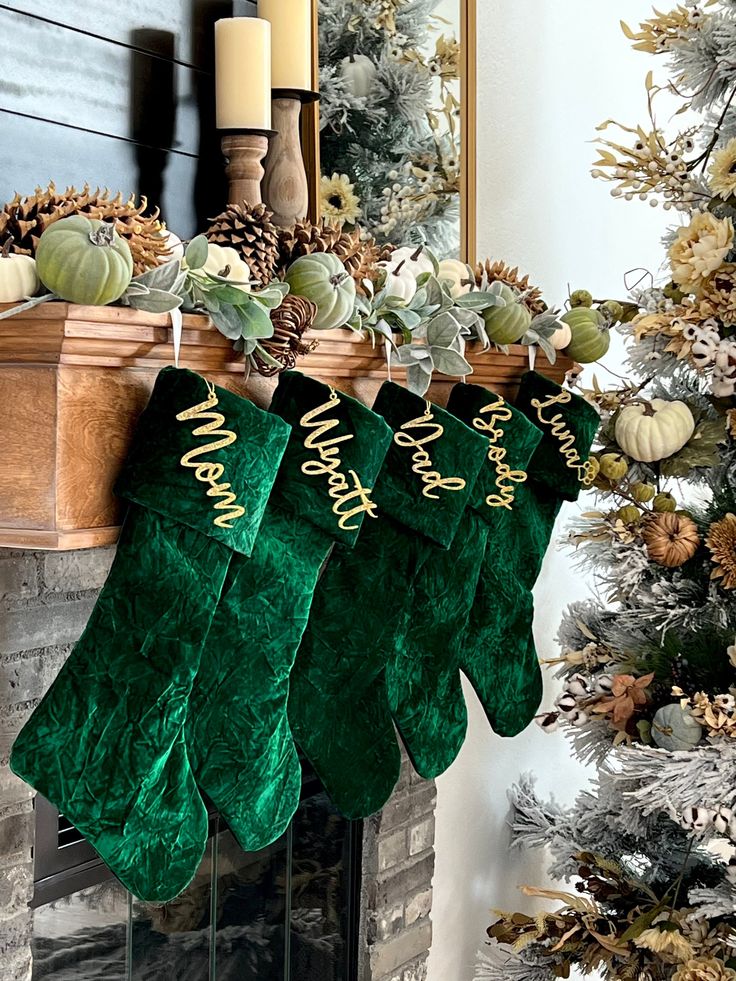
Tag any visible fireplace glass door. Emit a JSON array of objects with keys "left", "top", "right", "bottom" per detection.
[{"left": 30, "top": 772, "right": 361, "bottom": 981}]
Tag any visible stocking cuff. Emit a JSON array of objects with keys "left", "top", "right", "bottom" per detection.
[
  {"left": 447, "top": 384, "right": 542, "bottom": 523},
  {"left": 515, "top": 371, "right": 600, "bottom": 501},
  {"left": 268, "top": 371, "right": 393, "bottom": 546},
  {"left": 371, "top": 382, "right": 488, "bottom": 547},
  {"left": 115, "top": 367, "right": 291, "bottom": 555}
]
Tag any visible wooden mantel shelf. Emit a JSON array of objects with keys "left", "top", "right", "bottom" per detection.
[{"left": 0, "top": 302, "right": 572, "bottom": 551}]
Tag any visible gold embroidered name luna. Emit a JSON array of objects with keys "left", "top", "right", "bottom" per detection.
[
  {"left": 176, "top": 382, "right": 247, "bottom": 530},
  {"left": 394, "top": 404, "right": 466, "bottom": 500},
  {"left": 473, "top": 397, "right": 527, "bottom": 509},
  {"left": 300, "top": 389, "right": 378, "bottom": 532},
  {"left": 531, "top": 390, "right": 595, "bottom": 484}
]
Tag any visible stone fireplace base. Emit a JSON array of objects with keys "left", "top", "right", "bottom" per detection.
[{"left": 0, "top": 547, "right": 435, "bottom": 981}]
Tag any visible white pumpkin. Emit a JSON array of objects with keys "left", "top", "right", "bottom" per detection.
[
  {"left": 0, "top": 250, "right": 39, "bottom": 302},
  {"left": 382, "top": 245, "right": 434, "bottom": 280},
  {"left": 549, "top": 320, "right": 572, "bottom": 351},
  {"left": 339, "top": 54, "right": 377, "bottom": 98},
  {"left": 437, "top": 258, "right": 472, "bottom": 298},
  {"left": 615, "top": 399, "right": 695, "bottom": 463},
  {"left": 203, "top": 244, "right": 252, "bottom": 292},
  {"left": 383, "top": 263, "right": 417, "bottom": 303}
]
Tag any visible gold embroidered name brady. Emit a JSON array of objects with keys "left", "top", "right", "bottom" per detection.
[
  {"left": 300, "top": 389, "right": 378, "bottom": 532},
  {"left": 531, "top": 390, "right": 595, "bottom": 484},
  {"left": 393, "top": 404, "right": 466, "bottom": 500},
  {"left": 176, "top": 382, "right": 246, "bottom": 530},
  {"left": 473, "top": 397, "right": 527, "bottom": 509}
]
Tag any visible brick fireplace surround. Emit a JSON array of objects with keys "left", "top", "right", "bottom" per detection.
[{"left": 0, "top": 547, "right": 436, "bottom": 981}]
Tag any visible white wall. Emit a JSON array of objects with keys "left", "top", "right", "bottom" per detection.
[{"left": 428, "top": 4, "right": 669, "bottom": 980}]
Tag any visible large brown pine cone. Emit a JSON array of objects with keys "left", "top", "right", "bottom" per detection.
[
  {"left": 206, "top": 202, "right": 280, "bottom": 288},
  {"left": 0, "top": 183, "right": 168, "bottom": 275},
  {"left": 251, "top": 294, "right": 319, "bottom": 376}
]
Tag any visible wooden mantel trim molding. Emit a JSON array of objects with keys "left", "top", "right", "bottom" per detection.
[{"left": 0, "top": 303, "right": 572, "bottom": 551}]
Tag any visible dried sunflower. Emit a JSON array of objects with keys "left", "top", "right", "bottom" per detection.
[
  {"left": 320, "top": 173, "right": 361, "bottom": 225},
  {"left": 701, "top": 264, "right": 736, "bottom": 325},
  {"left": 709, "top": 137, "right": 736, "bottom": 200},
  {"left": 672, "top": 957, "right": 736, "bottom": 981},
  {"left": 706, "top": 513, "right": 736, "bottom": 589}
]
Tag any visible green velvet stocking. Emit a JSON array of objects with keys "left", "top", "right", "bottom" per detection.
[
  {"left": 289, "top": 381, "right": 488, "bottom": 819},
  {"left": 187, "top": 371, "right": 392, "bottom": 852},
  {"left": 10, "top": 367, "right": 290, "bottom": 902},
  {"left": 462, "top": 371, "right": 600, "bottom": 737},
  {"left": 386, "top": 383, "right": 543, "bottom": 778}
]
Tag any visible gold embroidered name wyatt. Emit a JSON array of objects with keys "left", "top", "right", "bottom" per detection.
[
  {"left": 472, "top": 397, "right": 528, "bottom": 509},
  {"left": 176, "top": 383, "right": 247, "bottom": 530},
  {"left": 393, "top": 404, "right": 466, "bottom": 500},
  {"left": 531, "top": 390, "right": 595, "bottom": 485},
  {"left": 300, "top": 389, "right": 378, "bottom": 532}
]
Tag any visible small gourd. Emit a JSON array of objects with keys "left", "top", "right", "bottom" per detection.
[
  {"left": 549, "top": 320, "right": 572, "bottom": 351},
  {"left": 285, "top": 252, "right": 356, "bottom": 330},
  {"left": 614, "top": 399, "right": 695, "bottom": 463},
  {"left": 0, "top": 239, "right": 40, "bottom": 302},
  {"left": 382, "top": 245, "right": 435, "bottom": 280},
  {"left": 203, "top": 244, "right": 252, "bottom": 291},
  {"left": 482, "top": 283, "right": 532, "bottom": 345},
  {"left": 383, "top": 259, "right": 417, "bottom": 303},
  {"left": 561, "top": 307, "right": 610, "bottom": 363},
  {"left": 437, "top": 258, "right": 472, "bottom": 298},
  {"left": 162, "top": 229, "right": 185, "bottom": 263},
  {"left": 339, "top": 54, "right": 377, "bottom": 98},
  {"left": 36, "top": 215, "right": 133, "bottom": 306},
  {"left": 651, "top": 703, "right": 703, "bottom": 752}
]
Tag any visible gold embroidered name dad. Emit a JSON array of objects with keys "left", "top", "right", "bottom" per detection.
[
  {"left": 394, "top": 404, "right": 466, "bottom": 500},
  {"left": 473, "top": 397, "right": 528, "bottom": 509},
  {"left": 531, "top": 390, "right": 595, "bottom": 485},
  {"left": 300, "top": 389, "right": 378, "bottom": 532},
  {"left": 176, "top": 382, "right": 247, "bottom": 530}
]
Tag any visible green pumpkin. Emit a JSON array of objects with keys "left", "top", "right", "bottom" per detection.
[
  {"left": 482, "top": 284, "right": 532, "bottom": 345},
  {"left": 561, "top": 307, "right": 610, "bottom": 363},
  {"left": 285, "top": 252, "right": 356, "bottom": 331},
  {"left": 651, "top": 703, "right": 703, "bottom": 752},
  {"left": 36, "top": 215, "right": 133, "bottom": 306}
]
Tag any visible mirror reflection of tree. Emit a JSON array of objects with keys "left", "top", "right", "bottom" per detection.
[{"left": 318, "top": 0, "right": 461, "bottom": 256}]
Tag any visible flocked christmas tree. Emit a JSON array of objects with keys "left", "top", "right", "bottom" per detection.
[
  {"left": 317, "top": 0, "right": 462, "bottom": 254},
  {"left": 478, "top": 4, "right": 736, "bottom": 979}
]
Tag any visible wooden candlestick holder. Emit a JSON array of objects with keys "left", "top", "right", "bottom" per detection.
[
  {"left": 263, "top": 89, "right": 320, "bottom": 228},
  {"left": 221, "top": 129, "right": 275, "bottom": 206}
]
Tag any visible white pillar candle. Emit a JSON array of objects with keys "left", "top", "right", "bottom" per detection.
[
  {"left": 257, "top": 0, "right": 313, "bottom": 91},
  {"left": 215, "top": 18, "right": 272, "bottom": 130}
]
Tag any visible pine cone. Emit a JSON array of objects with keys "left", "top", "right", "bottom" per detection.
[
  {"left": 277, "top": 219, "right": 392, "bottom": 293},
  {"left": 251, "top": 294, "right": 319, "bottom": 377},
  {"left": 475, "top": 258, "right": 547, "bottom": 316},
  {"left": 0, "top": 183, "right": 168, "bottom": 275},
  {"left": 206, "top": 202, "right": 280, "bottom": 288},
  {"left": 641, "top": 512, "right": 700, "bottom": 568}
]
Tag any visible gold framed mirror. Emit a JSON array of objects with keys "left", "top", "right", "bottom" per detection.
[{"left": 305, "top": 0, "right": 476, "bottom": 265}]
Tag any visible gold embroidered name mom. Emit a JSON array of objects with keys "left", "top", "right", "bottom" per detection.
[
  {"left": 394, "top": 403, "right": 466, "bottom": 500},
  {"left": 473, "top": 397, "right": 528, "bottom": 509},
  {"left": 531, "top": 390, "right": 595, "bottom": 485},
  {"left": 300, "top": 389, "right": 378, "bottom": 532},
  {"left": 176, "top": 382, "right": 247, "bottom": 530}
]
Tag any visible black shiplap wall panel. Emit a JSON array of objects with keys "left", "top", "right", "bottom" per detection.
[{"left": 0, "top": 0, "right": 257, "bottom": 237}]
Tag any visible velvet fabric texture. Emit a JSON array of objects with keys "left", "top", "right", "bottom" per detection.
[
  {"left": 387, "top": 383, "right": 543, "bottom": 778},
  {"left": 187, "top": 371, "right": 393, "bottom": 852},
  {"left": 289, "top": 381, "right": 488, "bottom": 819},
  {"left": 10, "top": 368, "right": 291, "bottom": 902},
  {"left": 462, "top": 371, "right": 600, "bottom": 737}
]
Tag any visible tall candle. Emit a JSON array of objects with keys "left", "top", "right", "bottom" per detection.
[
  {"left": 215, "top": 18, "right": 271, "bottom": 130},
  {"left": 257, "top": 0, "right": 313, "bottom": 91}
]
